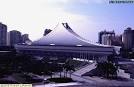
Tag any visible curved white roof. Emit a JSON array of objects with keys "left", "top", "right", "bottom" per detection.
[{"left": 32, "top": 23, "right": 111, "bottom": 47}]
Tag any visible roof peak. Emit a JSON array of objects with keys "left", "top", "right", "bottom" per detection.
[
  {"left": 62, "top": 23, "right": 72, "bottom": 30},
  {"left": 32, "top": 23, "right": 106, "bottom": 47}
]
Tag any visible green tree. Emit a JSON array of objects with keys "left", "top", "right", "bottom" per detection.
[{"left": 96, "top": 62, "right": 118, "bottom": 79}]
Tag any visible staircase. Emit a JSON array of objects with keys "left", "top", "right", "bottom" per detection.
[{"left": 73, "top": 62, "right": 96, "bottom": 76}]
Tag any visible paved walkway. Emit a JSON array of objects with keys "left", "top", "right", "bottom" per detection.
[
  {"left": 53, "top": 71, "right": 134, "bottom": 87},
  {"left": 73, "top": 62, "right": 96, "bottom": 76},
  {"left": 32, "top": 61, "right": 134, "bottom": 87}
]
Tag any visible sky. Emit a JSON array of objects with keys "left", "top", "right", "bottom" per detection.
[{"left": 0, "top": 0, "right": 134, "bottom": 42}]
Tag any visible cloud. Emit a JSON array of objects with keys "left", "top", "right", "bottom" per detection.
[
  {"left": 47, "top": 0, "right": 107, "bottom": 4},
  {"left": 40, "top": 0, "right": 107, "bottom": 6},
  {"left": 0, "top": 0, "right": 97, "bottom": 41}
]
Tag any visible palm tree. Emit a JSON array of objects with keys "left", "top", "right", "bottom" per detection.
[
  {"left": 63, "top": 59, "right": 75, "bottom": 78},
  {"left": 57, "top": 63, "right": 64, "bottom": 78},
  {"left": 68, "top": 65, "right": 75, "bottom": 78}
]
